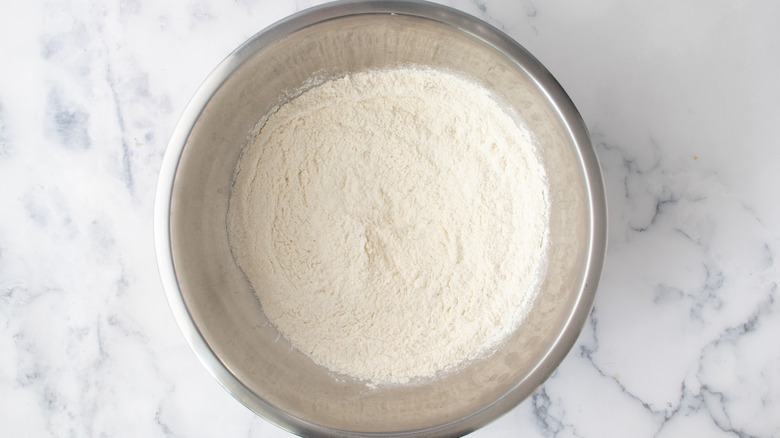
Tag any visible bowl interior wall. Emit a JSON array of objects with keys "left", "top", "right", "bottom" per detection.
[{"left": 169, "top": 13, "right": 590, "bottom": 432}]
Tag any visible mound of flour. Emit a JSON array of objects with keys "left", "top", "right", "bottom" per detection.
[{"left": 227, "top": 67, "right": 549, "bottom": 385}]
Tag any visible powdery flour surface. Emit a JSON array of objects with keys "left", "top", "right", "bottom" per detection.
[{"left": 228, "top": 68, "right": 550, "bottom": 385}]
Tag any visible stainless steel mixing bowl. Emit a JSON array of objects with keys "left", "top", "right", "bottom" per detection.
[{"left": 154, "top": 1, "right": 606, "bottom": 436}]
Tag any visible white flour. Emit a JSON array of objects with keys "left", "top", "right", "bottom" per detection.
[{"left": 227, "top": 67, "right": 549, "bottom": 385}]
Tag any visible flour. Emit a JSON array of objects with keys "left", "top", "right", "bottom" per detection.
[{"left": 227, "top": 67, "right": 549, "bottom": 385}]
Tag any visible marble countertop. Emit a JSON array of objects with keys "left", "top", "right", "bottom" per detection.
[{"left": 2, "top": 0, "right": 778, "bottom": 436}]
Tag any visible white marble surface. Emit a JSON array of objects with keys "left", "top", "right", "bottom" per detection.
[{"left": 1, "top": 0, "right": 778, "bottom": 436}]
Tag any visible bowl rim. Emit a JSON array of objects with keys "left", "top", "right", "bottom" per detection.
[{"left": 153, "top": 1, "right": 607, "bottom": 436}]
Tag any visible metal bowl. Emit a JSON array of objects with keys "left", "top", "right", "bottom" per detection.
[{"left": 154, "top": 1, "right": 606, "bottom": 436}]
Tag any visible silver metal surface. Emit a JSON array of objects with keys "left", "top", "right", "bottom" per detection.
[{"left": 154, "top": 1, "right": 607, "bottom": 436}]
